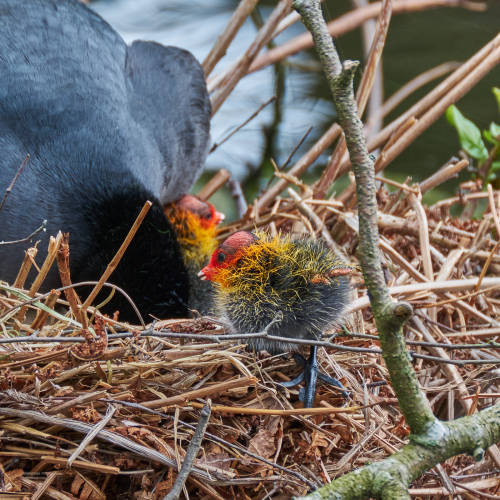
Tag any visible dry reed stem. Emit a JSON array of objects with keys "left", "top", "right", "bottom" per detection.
[
  {"left": 348, "top": 277, "right": 500, "bottom": 312},
  {"left": 40, "top": 457, "right": 120, "bottom": 475},
  {"left": 488, "top": 183, "right": 500, "bottom": 238},
  {"left": 187, "top": 401, "right": 363, "bottom": 416},
  {"left": 56, "top": 233, "right": 82, "bottom": 323},
  {"left": 80, "top": 201, "right": 152, "bottom": 319},
  {"left": 142, "top": 376, "right": 257, "bottom": 409},
  {"left": 409, "top": 477, "right": 500, "bottom": 497},
  {"left": 248, "top": 0, "right": 483, "bottom": 74},
  {"left": 15, "top": 233, "right": 63, "bottom": 322},
  {"left": 314, "top": 0, "right": 392, "bottom": 198},
  {"left": 419, "top": 158, "right": 469, "bottom": 193},
  {"left": 202, "top": 0, "right": 259, "bottom": 76},
  {"left": 0, "top": 6, "right": 499, "bottom": 497},
  {"left": 12, "top": 247, "right": 38, "bottom": 290},
  {"left": 197, "top": 168, "right": 231, "bottom": 200},
  {"left": 30, "top": 288, "right": 60, "bottom": 330},
  {"left": 336, "top": 33, "right": 500, "bottom": 186},
  {"left": 209, "top": 0, "right": 291, "bottom": 115},
  {"left": 256, "top": 27, "right": 494, "bottom": 212},
  {"left": 368, "top": 61, "right": 460, "bottom": 129}
]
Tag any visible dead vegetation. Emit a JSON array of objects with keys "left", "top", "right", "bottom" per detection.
[
  {"left": 0, "top": 165, "right": 499, "bottom": 499},
  {"left": 1, "top": 0, "right": 499, "bottom": 498}
]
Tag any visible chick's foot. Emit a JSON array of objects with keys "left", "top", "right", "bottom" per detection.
[{"left": 281, "top": 345, "right": 350, "bottom": 407}]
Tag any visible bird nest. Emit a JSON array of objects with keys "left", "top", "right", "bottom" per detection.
[{"left": 0, "top": 170, "right": 500, "bottom": 499}]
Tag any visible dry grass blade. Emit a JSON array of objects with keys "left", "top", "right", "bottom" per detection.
[{"left": 0, "top": 2, "right": 499, "bottom": 498}]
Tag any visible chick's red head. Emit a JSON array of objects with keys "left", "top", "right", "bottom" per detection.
[
  {"left": 199, "top": 231, "right": 258, "bottom": 282},
  {"left": 164, "top": 194, "right": 225, "bottom": 268},
  {"left": 175, "top": 194, "right": 224, "bottom": 229}
]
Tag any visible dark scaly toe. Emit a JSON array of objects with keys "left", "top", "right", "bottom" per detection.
[
  {"left": 281, "top": 371, "right": 305, "bottom": 388},
  {"left": 317, "top": 372, "right": 350, "bottom": 398},
  {"left": 281, "top": 345, "right": 350, "bottom": 407}
]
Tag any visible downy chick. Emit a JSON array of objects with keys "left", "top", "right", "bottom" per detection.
[{"left": 199, "top": 230, "right": 352, "bottom": 407}]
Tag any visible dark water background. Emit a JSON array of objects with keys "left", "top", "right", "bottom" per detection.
[{"left": 92, "top": 0, "right": 500, "bottom": 219}]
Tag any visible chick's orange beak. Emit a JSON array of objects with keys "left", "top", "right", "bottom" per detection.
[
  {"left": 198, "top": 265, "right": 212, "bottom": 281},
  {"left": 214, "top": 211, "right": 225, "bottom": 224}
]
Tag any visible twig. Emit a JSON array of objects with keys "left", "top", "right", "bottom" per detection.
[
  {"left": 280, "top": 126, "right": 313, "bottom": 172},
  {"left": 210, "top": 0, "right": 291, "bottom": 114},
  {"left": 339, "top": 330, "right": 500, "bottom": 351},
  {"left": 2, "top": 329, "right": 497, "bottom": 365},
  {"left": 202, "top": 0, "right": 259, "bottom": 76},
  {"left": 210, "top": 96, "right": 276, "bottom": 153},
  {"left": 81, "top": 201, "right": 152, "bottom": 318},
  {"left": 163, "top": 401, "right": 211, "bottom": 500},
  {"left": 0, "top": 220, "right": 47, "bottom": 246},
  {"left": 228, "top": 177, "right": 248, "bottom": 218},
  {"left": 103, "top": 399, "right": 317, "bottom": 489},
  {"left": 0, "top": 154, "right": 30, "bottom": 213},
  {"left": 67, "top": 404, "right": 116, "bottom": 467},
  {"left": 197, "top": 169, "right": 231, "bottom": 200}
]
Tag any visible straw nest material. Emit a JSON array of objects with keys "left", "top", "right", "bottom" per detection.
[{"left": 0, "top": 170, "right": 500, "bottom": 499}]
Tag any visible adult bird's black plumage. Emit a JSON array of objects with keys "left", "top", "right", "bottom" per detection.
[{"left": 0, "top": 0, "right": 211, "bottom": 321}]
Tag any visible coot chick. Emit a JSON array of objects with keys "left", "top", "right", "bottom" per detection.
[
  {"left": 164, "top": 195, "right": 224, "bottom": 315},
  {"left": 0, "top": 0, "right": 212, "bottom": 321},
  {"left": 199, "top": 231, "right": 352, "bottom": 407}
]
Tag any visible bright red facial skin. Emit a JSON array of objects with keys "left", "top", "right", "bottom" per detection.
[
  {"left": 176, "top": 194, "right": 224, "bottom": 229},
  {"left": 200, "top": 231, "right": 257, "bottom": 281}
]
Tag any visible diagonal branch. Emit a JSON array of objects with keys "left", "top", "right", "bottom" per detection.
[
  {"left": 290, "top": 1, "right": 500, "bottom": 498},
  {"left": 293, "top": 0, "right": 433, "bottom": 435}
]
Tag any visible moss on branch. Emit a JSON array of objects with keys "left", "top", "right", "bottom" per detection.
[{"left": 291, "top": 0, "right": 500, "bottom": 498}]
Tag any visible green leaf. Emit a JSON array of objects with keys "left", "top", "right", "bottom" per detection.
[
  {"left": 446, "top": 105, "right": 489, "bottom": 161},
  {"left": 484, "top": 130, "right": 496, "bottom": 145},
  {"left": 493, "top": 87, "right": 500, "bottom": 113},
  {"left": 491, "top": 161, "right": 500, "bottom": 173},
  {"left": 490, "top": 122, "right": 500, "bottom": 141}
]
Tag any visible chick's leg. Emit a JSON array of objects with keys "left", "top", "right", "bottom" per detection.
[{"left": 281, "top": 345, "right": 349, "bottom": 407}]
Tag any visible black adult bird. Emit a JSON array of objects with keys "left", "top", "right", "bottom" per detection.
[{"left": 0, "top": 0, "right": 213, "bottom": 321}]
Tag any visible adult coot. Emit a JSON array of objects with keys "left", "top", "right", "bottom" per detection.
[{"left": 0, "top": 0, "right": 212, "bottom": 320}]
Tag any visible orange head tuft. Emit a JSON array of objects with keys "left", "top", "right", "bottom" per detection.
[
  {"left": 164, "top": 194, "right": 224, "bottom": 268},
  {"left": 174, "top": 194, "right": 224, "bottom": 229},
  {"left": 199, "top": 231, "right": 258, "bottom": 281}
]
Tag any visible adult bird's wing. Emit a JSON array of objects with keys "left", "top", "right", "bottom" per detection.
[{"left": 125, "top": 41, "right": 211, "bottom": 204}]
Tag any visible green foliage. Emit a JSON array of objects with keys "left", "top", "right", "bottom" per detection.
[
  {"left": 446, "top": 88, "right": 500, "bottom": 186},
  {"left": 493, "top": 87, "right": 500, "bottom": 112},
  {"left": 445, "top": 105, "right": 488, "bottom": 160}
]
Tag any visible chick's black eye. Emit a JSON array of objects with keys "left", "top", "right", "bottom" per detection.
[
  {"left": 204, "top": 213, "right": 212, "bottom": 220},
  {"left": 217, "top": 252, "right": 226, "bottom": 263}
]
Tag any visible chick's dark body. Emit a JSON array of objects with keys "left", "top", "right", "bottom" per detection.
[
  {"left": 0, "top": 0, "right": 211, "bottom": 320},
  {"left": 220, "top": 239, "right": 350, "bottom": 354}
]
